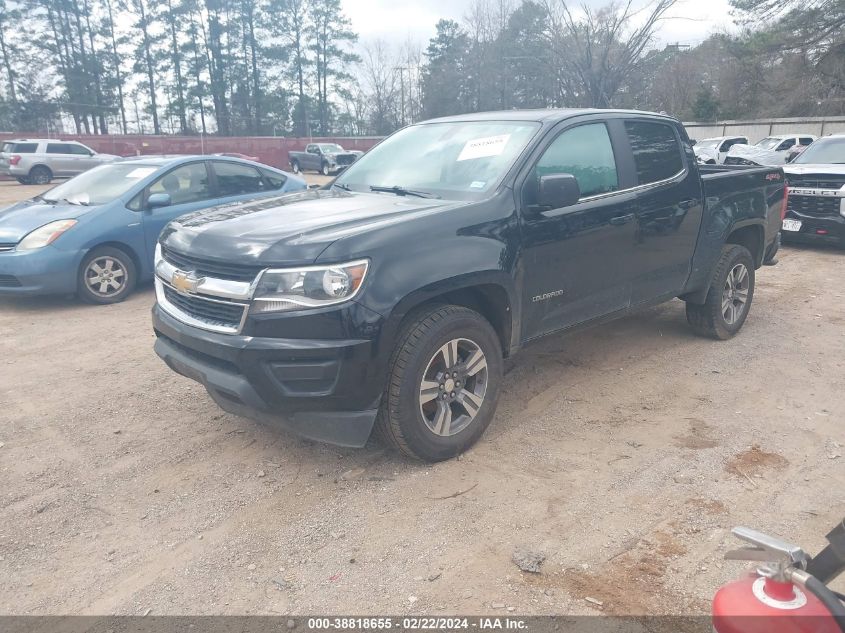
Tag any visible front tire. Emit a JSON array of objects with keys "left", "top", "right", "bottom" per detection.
[
  {"left": 16, "top": 176, "right": 31, "bottom": 185},
  {"left": 321, "top": 162, "right": 330, "bottom": 176},
  {"left": 28, "top": 165, "right": 52, "bottom": 185},
  {"left": 291, "top": 160, "right": 300, "bottom": 174},
  {"left": 686, "top": 244, "right": 755, "bottom": 340},
  {"left": 376, "top": 305, "right": 504, "bottom": 462},
  {"left": 77, "top": 246, "right": 137, "bottom": 305}
]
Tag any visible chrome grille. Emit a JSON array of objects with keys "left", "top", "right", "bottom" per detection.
[
  {"left": 787, "top": 177, "right": 845, "bottom": 190},
  {"left": 788, "top": 195, "right": 842, "bottom": 217},
  {"left": 157, "top": 280, "right": 248, "bottom": 333},
  {"left": 161, "top": 246, "right": 262, "bottom": 282},
  {"left": 0, "top": 243, "right": 16, "bottom": 252}
]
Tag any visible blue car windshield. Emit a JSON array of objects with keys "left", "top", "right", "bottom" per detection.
[
  {"left": 41, "top": 163, "right": 160, "bottom": 206},
  {"left": 334, "top": 121, "right": 541, "bottom": 200}
]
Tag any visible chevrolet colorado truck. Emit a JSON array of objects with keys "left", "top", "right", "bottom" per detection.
[{"left": 152, "top": 109, "right": 785, "bottom": 462}]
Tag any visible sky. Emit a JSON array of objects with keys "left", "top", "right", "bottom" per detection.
[{"left": 343, "top": 0, "right": 737, "bottom": 51}]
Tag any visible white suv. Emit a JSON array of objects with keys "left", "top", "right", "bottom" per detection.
[{"left": 0, "top": 139, "right": 119, "bottom": 184}]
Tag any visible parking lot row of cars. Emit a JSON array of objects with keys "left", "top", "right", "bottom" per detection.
[
  {"left": 693, "top": 132, "right": 845, "bottom": 248},
  {"left": 0, "top": 138, "right": 363, "bottom": 185}
]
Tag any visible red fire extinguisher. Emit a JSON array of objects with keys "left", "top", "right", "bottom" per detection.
[{"left": 713, "top": 522, "right": 845, "bottom": 633}]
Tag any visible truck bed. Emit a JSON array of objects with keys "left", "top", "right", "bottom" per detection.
[{"left": 683, "top": 164, "right": 785, "bottom": 297}]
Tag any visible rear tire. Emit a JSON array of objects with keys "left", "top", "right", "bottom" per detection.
[
  {"left": 28, "top": 165, "right": 52, "bottom": 185},
  {"left": 686, "top": 244, "right": 755, "bottom": 340},
  {"left": 376, "top": 304, "right": 503, "bottom": 462},
  {"left": 77, "top": 246, "right": 137, "bottom": 305}
]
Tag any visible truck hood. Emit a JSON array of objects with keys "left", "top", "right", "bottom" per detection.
[
  {"left": 161, "top": 189, "right": 460, "bottom": 266},
  {"left": 0, "top": 199, "right": 95, "bottom": 244},
  {"left": 784, "top": 164, "right": 845, "bottom": 177},
  {"left": 726, "top": 144, "right": 786, "bottom": 165}
]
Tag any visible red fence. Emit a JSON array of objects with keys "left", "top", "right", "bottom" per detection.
[{"left": 0, "top": 133, "right": 383, "bottom": 171}]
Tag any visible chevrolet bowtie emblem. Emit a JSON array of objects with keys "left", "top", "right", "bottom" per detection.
[{"left": 171, "top": 270, "right": 201, "bottom": 294}]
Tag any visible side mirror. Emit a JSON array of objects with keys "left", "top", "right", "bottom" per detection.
[
  {"left": 690, "top": 139, "right": 697, "bottom": 146},
  {"left": 786, "top": 153, "right": 796, "bottom": 163},
  {"left": 538, "top": 174, "right": 581, "bottom": 209},
  {"left": 147, "top": 193, "right": 172, "bottom": 209}
]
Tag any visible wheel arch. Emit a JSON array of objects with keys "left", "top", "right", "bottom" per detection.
[
  {"left": 81, "top": 241, "right": 143, "bottom": 277},
  {"left": 382, "top": 273, "right": 519, "bottom": 359},
  {"left": 28, "top": 163, "right": 53, "bottom": 177},
  {"left": 726, "top": 222, "right": 765, "bottom": 268},
  {"left": 680, "top": 220, "right": 765, "bottom": 305}
]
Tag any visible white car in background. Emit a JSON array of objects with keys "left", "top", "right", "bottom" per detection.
[
  {"left": 0, "top": 139, "right": 120, "bottom": 184},
  {"left": 693, "top": 136, "right": 749, "bottom": 164},
  {"left": 725, "top": 134, "right": 817, "bottom": 166}
]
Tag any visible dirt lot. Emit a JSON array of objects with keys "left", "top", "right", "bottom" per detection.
[{"left": 0, "top": 179, "right": 843, "bottom": 616}]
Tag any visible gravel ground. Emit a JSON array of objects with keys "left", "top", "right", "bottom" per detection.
[{"left": 0, "top": 179, "right": 843, "bottom": 616}]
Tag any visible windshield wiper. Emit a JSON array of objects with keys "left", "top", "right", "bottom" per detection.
[
  {"left": 333, "top": 182, "right": 352, "bottom": 192},
  {"left": 370, "top": 185, "right": 440, "bottom": 199}
]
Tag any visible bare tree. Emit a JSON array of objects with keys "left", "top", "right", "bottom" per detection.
[
  {"left": 360, "top": 40, "right": 399, "bottom": 135},
  {"left": 543, "top": 0, "right": 679, "bottom": 107}
]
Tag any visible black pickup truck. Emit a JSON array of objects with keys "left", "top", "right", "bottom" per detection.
[{"left": 152, "top": 109, "right": 785, "bottom": 462}]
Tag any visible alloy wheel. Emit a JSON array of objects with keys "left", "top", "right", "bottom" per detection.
[
  {"left": 722, "top": 263, "right": 749, "bottom": 325},
  {"left": 85, "top": 256, "right": 127, "bottom": 298},
  {"left": 418, "top": 337, "right": 488, "bottom": 437}
]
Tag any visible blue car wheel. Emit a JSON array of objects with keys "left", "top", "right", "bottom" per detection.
[{"left": 77, "top": 246, "right": 137, "bottom": 305}]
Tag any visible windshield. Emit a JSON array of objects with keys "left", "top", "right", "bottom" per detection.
[
  {"left": 793, "top": 138, "right": 845, "bottom": 164},
  {"left": 41, "top": 163, "right": 160, "bottom": 205},
  {"left": 319, "top": 144, "right": 344, "bottom": 153},
  {"left": 335, "top": 121, "right": 541, "bottom": 200},
  {"left": 756, "top": 137, "right": 783, "bottom": 150},
  {"left": 697, "top": 140, "right": 720, "bottom": 150}
]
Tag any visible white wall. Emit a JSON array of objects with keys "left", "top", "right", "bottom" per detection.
[{"left": 684, "top": 117, "right": 845, "bottom": 143}]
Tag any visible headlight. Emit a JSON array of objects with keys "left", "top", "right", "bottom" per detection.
[
  {"left": 17, "top": 219, "right": 78, "bottom": 250},
  {"left": 252, "top": 259, "right": 369, "bottom": 313}
]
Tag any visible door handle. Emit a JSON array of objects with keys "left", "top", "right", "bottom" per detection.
[{"left": 609, "top": 213, "right": 635, "bottom": 226}]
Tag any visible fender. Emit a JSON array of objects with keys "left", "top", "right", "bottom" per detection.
[
  {"left": 681, "top": 218, "right": 766, "bottom": 304},
  {"left": 360, "top": 270, "right": 520, "bottom": 384}
]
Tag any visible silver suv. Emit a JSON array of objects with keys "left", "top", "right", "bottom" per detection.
[{"left": 0, "top": 139, "right": 119, "bottom": 184}]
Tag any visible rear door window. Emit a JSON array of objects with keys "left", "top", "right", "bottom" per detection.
[
  {"left": 212, "top": 161, "right": 265, "bottom": 197},
  {"left": 624, "top": 121, "right": 685, "bottom": 185}
]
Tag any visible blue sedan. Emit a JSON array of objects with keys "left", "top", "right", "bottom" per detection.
[{"left": 0, "top": 156, "right": 306, "bottom": 303}]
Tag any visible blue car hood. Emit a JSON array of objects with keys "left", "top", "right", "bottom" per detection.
[{"left": 0, "top": 199, "right": 94, "bottom": 244}]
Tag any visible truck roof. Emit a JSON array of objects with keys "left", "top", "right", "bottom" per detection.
[{"left": 422, "top": 108, "right": 678, "bottom": 124}]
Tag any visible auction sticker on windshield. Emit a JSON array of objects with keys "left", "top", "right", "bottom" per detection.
[
  {"left": 458, "top": 134, "right": 511, "bottom": 161},
  {"left": 782, "top": 219, "right": 802, "bottom": 232}
]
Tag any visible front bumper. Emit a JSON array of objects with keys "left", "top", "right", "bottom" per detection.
[
  {"left": 782, "top": 210, "right": 845, "bottom": 246},
  {"left": 0, "top": 247, "right": 81, "bottom": 295},
  {"left": 152, "top": 303, "right": 386, "bottom": 447}
]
